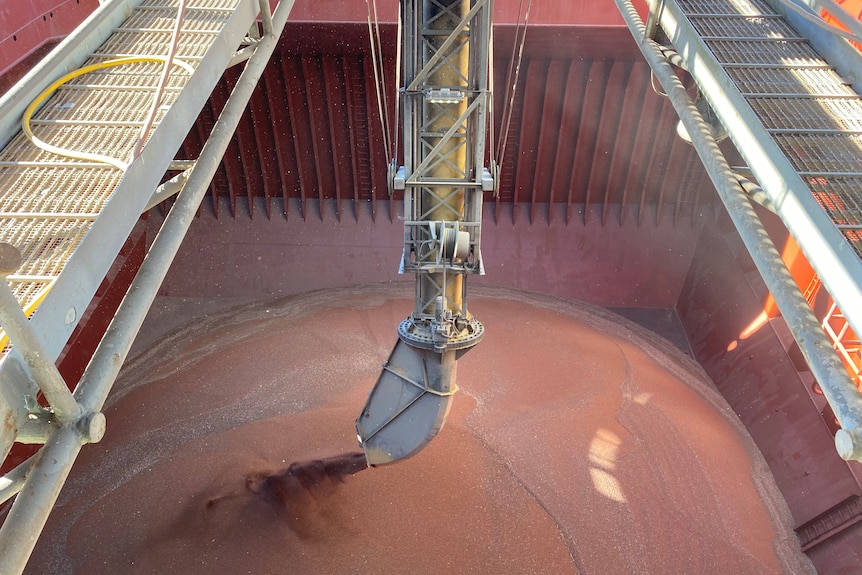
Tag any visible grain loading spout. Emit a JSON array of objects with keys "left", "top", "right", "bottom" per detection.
[{"left": 356, "top": 0, "right": 494, "bottom": 466}]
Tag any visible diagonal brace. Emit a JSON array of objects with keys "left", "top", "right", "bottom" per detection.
[
  {"left": 406, "top": 0, "right": 489, "bottom": 92},
  {"left": 0, "top": 244, "right": 81, "bottom": 424},
  {"left": 407, "top": 96, "right": 483, "bottom": 184}
]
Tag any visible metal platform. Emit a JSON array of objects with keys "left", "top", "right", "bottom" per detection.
[
  {"left": 652, "top": 0, "right": 862, "bottom": 342},
  {"left": 0, "top": 0, "right": 292, "bottom": 571},
  {"left": 0, "top": 0, "right": 251, "bottom": 357},
  {"left": 616, "top": 0, "right": 862, "bottom": 461}
]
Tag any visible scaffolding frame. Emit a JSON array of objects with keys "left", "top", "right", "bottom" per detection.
[
  {"left": 0, "top": 0, "right": 293, "bottom": 571},
  {"left": 618, "top": 0, "right": 862, "bottom": 461}
]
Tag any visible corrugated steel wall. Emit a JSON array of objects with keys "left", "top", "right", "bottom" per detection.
[{"left": 176, "top": 24, "right": 716, "bottom": 225}]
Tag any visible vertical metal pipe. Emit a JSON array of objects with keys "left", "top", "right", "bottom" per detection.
[
  {"left": 418, "top": 0, "right": 467, "bottom": 315},
  {"left": 614, "top": 0, "right": 862, "bottom": 461}
]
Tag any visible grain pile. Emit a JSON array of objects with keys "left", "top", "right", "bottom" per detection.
[{"left": 24, "top": 285, "right": 814, "bottom": 574}]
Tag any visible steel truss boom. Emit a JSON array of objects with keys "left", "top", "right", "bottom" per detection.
[{"left": 356, "top": 0, "right": 494, "bottom": 466}]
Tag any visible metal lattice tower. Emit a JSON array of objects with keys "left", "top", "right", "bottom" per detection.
[
  {"left": 397, "top": 0, "right": 492, "bottom": 352},
  {"left": 356, "top": 0, "right": 494, "bottom": 466}
]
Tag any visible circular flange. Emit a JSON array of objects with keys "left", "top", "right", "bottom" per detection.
[{"left": 397, "top": 317, "right": 484, "bottom": 351}]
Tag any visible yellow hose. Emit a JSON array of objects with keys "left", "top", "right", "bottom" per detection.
[
  {"left": 2, "top": 56, "right": 195, "bottom": 350},
  {"left": 22, "top": 56, "right": 195, "bottom": 171}
]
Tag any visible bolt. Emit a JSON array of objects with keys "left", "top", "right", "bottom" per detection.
[
  {"left": 0, "top": 243, "right": 22, "bottom": 277},
  {"left": 78, "top": 412, "right": 106, "bottom": 443},
  {"left": 835, "top": 428, "right": 862, "bottom": 461}
]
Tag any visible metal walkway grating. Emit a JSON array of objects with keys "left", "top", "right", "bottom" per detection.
[
  {"left": 728, "top": 66, "right": 859, "bottom": 96},
  {"left": 676, "top": 0, "right": 862, "bottom": 258},
  {"left": 623, "top": 0, "right": 862, "bottom": 462},
  {"left": 0, "top": 0, "right": 291, "bottom": 571},
  {"left": 0, "top": 0, "right": 243, "bottom": 353}
]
